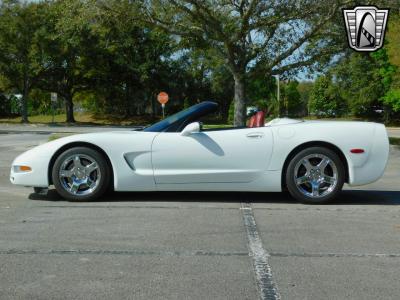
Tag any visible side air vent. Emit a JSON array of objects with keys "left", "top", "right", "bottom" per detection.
[{"left": 123, "top": 153, "right": 136, "bottom": 170}]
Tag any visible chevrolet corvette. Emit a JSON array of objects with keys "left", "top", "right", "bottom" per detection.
[{"left": 10, "top": 101, "right": 389, "bottom": 203}]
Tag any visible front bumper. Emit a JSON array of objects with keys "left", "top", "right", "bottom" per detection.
[{"left": 10, "top": 152, "right": 50, "bottom": 188}]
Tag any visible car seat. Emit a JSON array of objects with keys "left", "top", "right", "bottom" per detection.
[{"left": 248, "top": 111, "right": 265, "bottom": 128}]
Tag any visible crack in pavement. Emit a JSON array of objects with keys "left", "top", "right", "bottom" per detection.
[
  {"left": 2, "top": 249, "right": 400, "bottom": 259},
  {"left": 32, "top": 205, "right": 240, "bottom": 209},
  {"left": 241, "top": 202, "right": 280, "bottom": 300},
  {"left": 0, "top": 249, "right": 248, "bottom": 256},
  {"left": 269, "top": 252, "right": 400, "bottom": 258}
]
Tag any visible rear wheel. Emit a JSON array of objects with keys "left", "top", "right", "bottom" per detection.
[
  {"left": 285, "top": 147, "right": 345, "bottom": 204},
  {"left": 52, "top": 147, "right": 110, "bottom": 201}
]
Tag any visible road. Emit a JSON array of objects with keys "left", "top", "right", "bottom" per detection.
[
  {"left": 0, "top": 132, "right": 400, "bottom": 300},
  {"left": 388, "top": 127, "right": 400, "bottom": 138}
]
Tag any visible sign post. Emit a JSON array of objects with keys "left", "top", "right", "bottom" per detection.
[
  {"left": 51, "top": 92, "right": 57, "bottom": 123},
  {"left": 157, "top": 92, "right": 169, "bottom": 118}
]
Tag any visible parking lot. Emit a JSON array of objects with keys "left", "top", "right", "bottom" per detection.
[{"left": 1, "top": 132, "right": 400, "bottom": 300}]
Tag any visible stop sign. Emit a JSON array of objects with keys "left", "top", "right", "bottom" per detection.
[{"left": 157, "top": 92, "right": 169, "bottom": 105}]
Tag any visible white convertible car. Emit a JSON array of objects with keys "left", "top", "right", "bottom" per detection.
[{"left": 10, "top": 101, "right": 389, "bottom": 203}]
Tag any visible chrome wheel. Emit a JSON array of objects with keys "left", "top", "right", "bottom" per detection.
[
  {"left": 293, "top": 154, "right": 338, "bottom": 198},
  {"left": 58, "top": 154, "right": 101, "bottom": 196}
]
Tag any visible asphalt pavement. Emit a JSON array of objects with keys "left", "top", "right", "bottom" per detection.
[{"left": 0, "top": 131, "right": 400, "bottom": 300}]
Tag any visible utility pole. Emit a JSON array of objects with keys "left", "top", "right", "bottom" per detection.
[
  {"left": 51, "top": 92, "right": 57, "bottom": 123},
  {"left": 273, "top": 75, "right": 280, "bottom": 118}
]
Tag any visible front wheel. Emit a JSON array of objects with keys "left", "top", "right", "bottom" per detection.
[
  {"left": 52, "top": 147, "right": 110, "bottom": 201},
  {"left": 285, "top": 147, "right": 345, "bottom": 204}
]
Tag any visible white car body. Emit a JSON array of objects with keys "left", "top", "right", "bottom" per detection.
[{"left": 10, "top": 118, "right": 389, "bottom": 192}]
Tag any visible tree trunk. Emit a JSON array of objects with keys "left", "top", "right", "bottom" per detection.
[
  {"left": 65, "top": 94, "right": 75, "bottom": 123},
  {"left": 21, "top": 75, "right": 29, "bottom": 123},
  {"left": 150, "top": 91, "right": 157, "bottom": 118},
  {"left": 125, "top": 82, "right": 131, "bottom": 117},
  {"left": 233, "top": 72, "right": 246, "bottom": 126}
]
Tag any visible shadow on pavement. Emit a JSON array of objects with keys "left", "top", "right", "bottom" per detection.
[
  {"left": 28, "top": 189, "right": 400, "bottom": 205},
  {"left": 335, "top": 190, "right": 400, "bottom": 205}
]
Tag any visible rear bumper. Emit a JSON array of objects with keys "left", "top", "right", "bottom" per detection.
[{"left": 348, "top": 124, "right": 389, "bottom": 186}]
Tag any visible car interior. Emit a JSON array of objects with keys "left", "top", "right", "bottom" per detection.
[{"left": 143, "top": 101, "right": 267, "bottom": 133}]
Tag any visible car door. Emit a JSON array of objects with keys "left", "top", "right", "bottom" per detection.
[{"left": 151, "top": 127, "right": 273, "bottom": 184}]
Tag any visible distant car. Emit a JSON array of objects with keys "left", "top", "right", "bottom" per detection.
[{"left": 10, "top": 101, "right": 389, "bottom": 204}]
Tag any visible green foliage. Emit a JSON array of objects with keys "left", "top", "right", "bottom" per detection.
[
  {"left": 227, "top": 101, "right": 234, "bottom": 125},
  {"left": 389, "top": 137, "right": 400, "bottom": 146},
  {"left": 331, "top": 46, "right": 400, "bottom": 122},
  {"left": 283, "top": 81, "right": 303, "bottom": 117},
  {"left": 297, "top": 81, "right": 314, "bottom": 116},
  {"left": 371, "top": 49, "right": 397, "bottom": 91},
  {"left": 383, "top": 89, "right": 400, "bottom": 112},
  {"left": 387, "top": 13, "right": 400, "bottom": 69},
  {"left": 247, "top": 76, "right": 275, "bottom": 114},
  {"left": 0, "top": 93, "right": 10, "bottom": 116},
  {"left": 0, "top": 0, "right": 399, "bottom": 124},
  {"left": 309, "top": 75, "right": 346, "bottom": 117},
  {"left": 143, "top": 0, "right": 372, "bottom": 125},
  {"left": 333, "top": 52, "right": 383, "bottom": 117},
  {"left": 183, "top": 98, "right": 190, "bottom": 109},
  {"left": 0, "top": 0, "right": 49, "bottom": 121}
]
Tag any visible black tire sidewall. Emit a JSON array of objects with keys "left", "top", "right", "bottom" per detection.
[
  {"left": 286, "top": 147, "right": 345, "bottom": 204},
  {"left": 52, "top": 147, "right": 110, "bottom": 201}
]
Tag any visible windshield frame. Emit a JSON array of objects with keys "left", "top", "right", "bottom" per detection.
[{"left": 143, "top": 101, "right": 218, "bottom": 132}]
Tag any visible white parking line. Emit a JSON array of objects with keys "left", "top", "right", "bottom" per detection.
[{"left": 241, "top": 202, "right": 280, "bottom": 300}]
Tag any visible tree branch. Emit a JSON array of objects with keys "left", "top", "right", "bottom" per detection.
[
  {"left": 271, "top": 46, "right": 344, "bottom": 75},
  {"left": 266, "top": 2, "right": 342, "bottom": 69}
]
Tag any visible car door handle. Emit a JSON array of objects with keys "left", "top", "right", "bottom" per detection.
[{"left": 246, "top": 132, "right": 264, "bottom": 139}]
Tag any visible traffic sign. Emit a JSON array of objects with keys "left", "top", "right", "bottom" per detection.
[
  {"left": 51, "top": 92, "right": 57, "bottom": 103},
  {"left": 157, "top": 92, "right": 169, "bottom": 104},
  {"left": 157, "top": 92, "right": 168, "bottom": 118}
]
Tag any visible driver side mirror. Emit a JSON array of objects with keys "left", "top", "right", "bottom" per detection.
[{"left": 180, "top": 122, "right": 200, "bottom": 136}]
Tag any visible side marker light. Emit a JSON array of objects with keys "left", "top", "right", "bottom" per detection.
[{"left": 350, "top": 149, "right": 365, "bottom": 154}]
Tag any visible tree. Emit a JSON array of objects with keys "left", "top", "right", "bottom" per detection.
[
  {"left": 297, "top": 81, "right": 314, "bottom": 116},
  {"left": 67, "top": 0, "right": 179, "bottom": 118},
  {"left": 246, "top": 73, "right": 275, "bottom": 115},
  {"left": 309, "top": 75, "right": 346, "bottom": 117},
  {"left": 140, "top": 0, "right": 385, "bottom": 125},
  {"left": 372, "top": 49, "right": 398, "bottom": 122},
  {"left": 334, "top": 53, "right": 383, "bottom": 117},
  {"left": 32, "top": 0, "right": 97, "bottom": 123},
  {"left": 283, "top": 81, "right": 302, "bottom": 117},
  {"left": 385, "top": 13, "right": 400, "bottom": 117},
  {"left": 383, "top": 89, "right": 400, "bottom": 113},
  {"left": 0, "top": 0, "right": 47, "bottom": 122}
]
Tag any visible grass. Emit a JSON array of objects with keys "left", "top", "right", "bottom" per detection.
[
  {"left": 0, "top": 112, "right": 159, "bottom": 126},
  {"left": 48, "top": 133, "right": 75, "bottom": 141},
  {"left": 0, "top": 114, "right": 69, "bottom": 124},
  {"left": 202, "top": 124, "right": 232, "bottom": 129},
  {"left": 389, "top": 137, "right": 400, "bottom": 146}
]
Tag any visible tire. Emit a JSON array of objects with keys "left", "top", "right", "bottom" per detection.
[
  {"left": 52, "top": 147, "right": 111, "bottom": 201},
  {"left": 285, "top": 147, "right": 345, "bottom": 204}
]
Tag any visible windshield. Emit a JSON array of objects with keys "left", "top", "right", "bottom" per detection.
[{"left": 143, "top": 101, "right": 218, "bottom": 132}]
